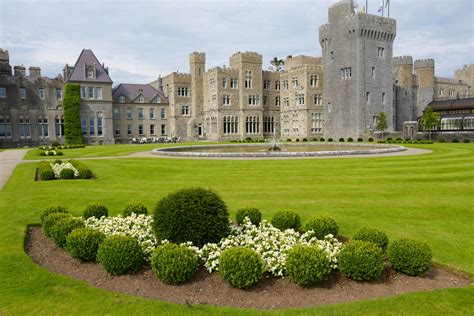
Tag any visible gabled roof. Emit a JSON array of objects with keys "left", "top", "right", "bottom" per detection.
[
  {"left": 112, "top": 83, "right": 167, "bottom": 103},
  {"left": 67, "top": 49, "right": 112, "bottom": 83}
]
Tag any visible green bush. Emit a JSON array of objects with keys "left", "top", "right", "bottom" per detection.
[
  {"left": 347, "top": 137, "right": 354, "bottom": 142},
  {"left": 219, "top": 247, "right": 264, "bottom": 289},
  {"left": 83, "top": 203, "right": 108, "bottom": 219},
  {"left": 53, "top": 159, "right": 63, "bottom": 164},
  {"left": 338, "top": 138, "right": 345, "bottom": 142},
  {"left": 40, "top": 206, "right": 68, "bottom": 223},
  {"left": 151, "top": 243, "right": 199, "bottom": 284},
  {"left": 235, "top": 207, "right": 262, "bottom": 226},
  {"left": 287, "top": 138, "right": 292, "bottom": 142},
  {"left": 37, "top": 150, "right": 46, "bottom": 156},
  {"left": 285, "top": 244, "right": 332, "bottom": 286},
  {"left": 463, "top": 139, "right": 471, "bottom": 143},
  {"left": 452, "top": 139, "right": 459, "bottom": 143},
  {"left": 319, "top": 137, "right": 325, "bottom": 142},
  {"left": 304, "top": 215, "right": 338, "bottom": 239},
  {"left": 388, "top": 238, "right": 432, "bottom": 276},
  {"left": 50, "top": 217, "right": 85, "bottom": 248},
  {"left": 357, "top": 137, "right": 364, "bottom": 142},
  {"left": 69, "top": 160, "right": 93, "bottom": 179},
  {"left": 66, "top": 227, "right": 105, "bottom": 261},
  {"left": 327, "top": 138, "right": 333, "bottom": 142},
  {"left": 312, "top": 138, "right": 318, "bottom": 141},
  {"left": 63, "top": 83, "right": 85, "bottom": 146},
  {"left": 368, "top": 137, "right": 374, "bottom": 142},
  {"left": 60, "top": 168, "right": 75, "bottom": 179},
  {"left": 152, "top": 188, "right": 230, "bottom": 247},
  {"left": 123, "top": 202, "right": 148, "bottom": 216},
  {"left": 302, "top": 138, "right": 308, "bottom": 142},
  {"left": 39, "top": 161, "right": 55, "bottom": 180},
  {"left": 338, "top": 240, "right": 385, "bottom": 281},
  {"left": 51, "top": 141, "right": 61, "bottom": 147},
  {"left": 97, "top": 235, "right": 144, "bottom": 275},
  {"left": 271, "top": 210, "right": 301, "bottom": 231},
  {"left": 42, "top": 213, "right": 71, "bottom": 238},
  {"left": 353, "top": 227, "right": 389, "bottom": 251}
]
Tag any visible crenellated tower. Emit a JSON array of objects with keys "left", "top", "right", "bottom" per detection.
[
  {"left": 414, "top": 58, "right": 435, "bottom": 117},
  {"left": 0, "top": 48, "right": 12, "bottom": 76},
  {"left": 393, "top": 56, "right": 414, "bottom": 130}
]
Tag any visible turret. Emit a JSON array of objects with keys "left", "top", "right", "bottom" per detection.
[
  {"left": 189, "top": 52, "right": 205, "bottom": 118},
  {"left": 393, "top": 56, "right": 415, "bottom": 129},
  {"left": 0, "top": 48, "right": 12, "bottom": 75},
  {"left": 414, "top": 58, "right": 435, "bottom": 117}
]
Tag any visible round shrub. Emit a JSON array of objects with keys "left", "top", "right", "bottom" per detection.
[
  {"left": 312, "top": 138, "right": 318, "bottom": 141},
  {"left": 357, "top": 137, "right": 363, "bottom": 142},
  {"left": 368, "top": 137, "right": 374, "bottom": 142},
  {"left": 347, "top": 137, "right": 354, "bottom": 142},
  {"left": 40, "top": 168, "right": 55, "bottom": 180},
  {"left": 353, "top": 227, "right": 389, "bottom": 251},
  {"left": 123, "top": 202, "right": 148, "bottom": 216},
  {"left": 151, "top": 243, "right": 199, "bottom": 284},
  {"left": 235, "top": 207, "right": 262, "bottom": 226},
  {"left": 43, "top": 212, "right": 71, "bottom": 238},
  {"left": 338, "top": 138, "right": 345, "bottom": 142},
  {"left": 463, "top": 139, "right": 471, "bottom": 143},
  {"left": 327, "top": 138, "right": 333, "bottom": 142},
  {"left": 271, "top": 210, "right": 301, "bottom": 231},
  {"left": 319, "top": 137, "right": 325, "bottom": 142},
  {"left": 40, "top": 206, "right": 68, "bottom": 223},
  {"left": 302, "top": 138, "right": 308, "bottom": 142},
  {"left": 295, "top": 138, "right": 300, "bottom": 142},
  {"left": 83, "top": 203, "right": 109, "bottom": 219},
  {"left": 97, "top": 235, "right": 144, "bottom": 275},
  {"left": 285, "top": 244, "right": 331, "bottom": 286},
  {"left": 304, "top": 215, "right": 339, "bottom": 239},
  {"left": 53, "top": 159, "right": 63, "bottom": 164},
  {"left": 50, "top": 217, "right": 85, "bottom": 248},
  {"left": 60, "top": 168, "right": 75, "bottom": 179},
  {"left": 51, "top": 141, "right": 61, "bottom": 147},
  {"left": 338, "top": 240, "right": 385, "bottom": 281},
  {"left": 219, "top": 247, "right": 264, "bottom": 289},
  {"left": 287, "top": 138, "right": 292, "bottom": 142},
  {"left": 388, "top": 238, "right": 432, "bottom": 276},
  {"left": 437, "top": 138, "right": 445, "bottom": 143},
  {"left": 452, "top": 139, "right": 459, "bottom": 143},
  {"left": 153, "top": 188, "right": 230, "bottom": 247},
  {"left": 66, "top": 227, "right": 105, "bottom": 261}
]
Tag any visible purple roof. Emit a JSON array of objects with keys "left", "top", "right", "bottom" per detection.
[
  {"left": 112, "top": 83, "right": 167, "bottom": 103},
  {"left": 67, "top": 49, "right": 112, "bottom": 83}
]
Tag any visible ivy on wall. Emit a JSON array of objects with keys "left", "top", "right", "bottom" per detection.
[{"left": 63, "top": 83, "right": 85, "bottom": 145}]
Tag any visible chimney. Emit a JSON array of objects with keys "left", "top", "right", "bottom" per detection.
[
  {"left": 0, "top": 48, "right": 11, "bottom": 75},
  {"left": 14, "top": 65, "right": 26, "bottom": 76},
  {"left": 29, "top": 66, "right": 41, "bottom": 77},
  {"left": 157, "top": 75, "right": 163, "bottom": 91}
]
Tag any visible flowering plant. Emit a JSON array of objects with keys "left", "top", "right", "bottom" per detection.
[{"left": 50, "top": 162, "right": 78, "bottom": 178}]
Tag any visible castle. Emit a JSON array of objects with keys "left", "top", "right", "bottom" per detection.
[{"left": 0, "top": 0, "right": 472, "bottom": 147}]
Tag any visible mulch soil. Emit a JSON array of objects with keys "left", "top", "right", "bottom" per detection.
[{"left": 25, "top": 226, "right": 471, "bottom": 310}]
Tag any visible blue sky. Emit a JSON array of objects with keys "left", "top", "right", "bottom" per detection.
[{"left": 1, "top": 0, "right": 472, "bottom": 84}]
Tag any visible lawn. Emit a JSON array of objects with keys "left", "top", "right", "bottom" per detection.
[{"left": 0, "top": 143, "right": 473, "bottom": 315}]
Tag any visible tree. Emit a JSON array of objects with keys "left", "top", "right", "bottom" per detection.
[
  {"left": 63, "top": 83, "right": 85, "bottom": 145},
  {"left": 269, "top": 57, "right": 284, "bottom": 72},
  {"left": 376, "top": 112, "right": 388, "bottom": 140},
  {"left": 420, "top": 106, "right": 440, "bottom": 140}
]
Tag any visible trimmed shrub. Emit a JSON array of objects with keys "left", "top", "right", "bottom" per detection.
[
  {"left": 319, "top": 137, "right": 325, "bottom": 142},
  {"left": 40, "top": 206, "right": 68, "bottom": 223},
  {"left": 285, "top": 244, "right": 331, "bottom": 286},
  {"left": 304, "top": 215, "right": 339, "bottom": 239},
  {"left": 368, "top": 137, "right": 374, "bottom": 142},
  {"left": 287, "top": 138, "right": 292, "bottom": 142},
  {"left": 312, "top": 138, "right": 318, "bottom": 141},
  {"left": 353, "top": 227, "right": 389, "bottom": 251},
  {"left": 63, "top": 83, "right": 85, "bottom": 146},
  {"left": 338, "top": 138, "right": 345, "bottom": 142},
  {"left": 271, "top": 210, "right": 301, "bottom": 231},
  {"left": 51, "top": 141, "right": 61, "bottom": 147},
  {"left": 123, "top": 202, "right": 148, "bottom": 216},
  {"left": 338, "top": 240, "right": 385, "bottom": 281},
  {"left": 327, "top": 138, "right": 333, "bottom": 142},
  {"left": 386, "top": 137, "right": 393, "bottom": 141},
  {"left": 357, "top": 137, "right": 364, "bottom": 142},
  {"left": 295, "top": 138, "right": 300, "bottom": 142},
  {"left": 302, "top": 138, "right": 308, "bottom": 142},
  {"left": 452, "top": 139, "right": 459, "bottom": 143},
  {"left": 53, "top": 159, "right": 63, "bottom": 164},
  {"left": 153, "top": 188, "right": 230, "bottom": 247},
  {"left": 60, "top": 168, "right": 75, "bottom": 179},
  {"left": 42, "top": 212, "right": 71, "bottom": 238},
  {"left": 388, "top": 238, "right": 432, "bottom": 276},
  {"left": 151, "top": 243, "right": 199, "bottom": 284},
  {"left": 69, "top": 160, "right": 93, "bottom": 179},
  {"left": 50, "top": 217, "right": 85, "bottom": 248},
  {"left": 97, "top": 235, "right": 144, "bottom": 275},
  {"left": 39, "top": 161, "right": 55, "bottom": 180},
  {"left": 83, "top": 203, "right": 108, "bottom": 219},
  {"left": 235, "top": 207, "right": 262, "bottom": 226},
  {"left": 463, "top": 139, "right": 471, "bottom": 143},
  {"left": 347, "top": 137, "right": 354, "bottom": 142},
  {"left": 219, "top": 247, "right": 264, "bottom": 289},
  {"left": 66, "top": 227, "right": 105, "bottom": 261}
]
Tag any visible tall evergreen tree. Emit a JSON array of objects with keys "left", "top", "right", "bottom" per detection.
[{"left": 63, "top": 83, "right": 85, "bottom": 145}]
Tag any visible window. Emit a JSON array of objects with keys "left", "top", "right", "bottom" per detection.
[
  {"left": 178, "top": 87, "right": 189, "bottom": 97},
  {"left": 38, "top": 88, "right": 45, "bottom": 100},
  {"left": 283, "top": 80, "right": 288, "bottom": 90},
  {"left": 209, "top": 78, "right": 216, "bottom": 87},
  {"left": 378, "top": 47, "right": 385, "bottom": 58},
  {"left": 55, "top": 116, "right": 64, "bottom": 137},
  {"left": 382, "top": 92, "right": 386, "bottom": 104},
  {"left": 283, "top": 97, "right": 289, "bottom": 107},
  {"left": 310, "top": 75, "right": 319, "bottom": 87},
  {"left": 115, "top": 122, "right": 121, "bottom": 136},
  {"left": 150, "top": 124, "right": 155, "bottom": 135},
  {"left": 56, "top": 89, "right": 62, "bottom": 100},
  {"left": 296, "top": 94, "right": 305, "bottom": 105},
  {"left": 138, "top": 124, "right": 144, "bottom": 135},
  {"left": 311, "top": 113, "right": 323, "bottom": 133},
  {"left": 222, "top": 78, "right": 227, "bottom": 88},
  {"left": 86, "top": 66, "right": 94, "bottom": 79},
  {"left": 97, "top": 113, "right": 103, "bottom": 136},
  {"left": 126, "top": 108, "right": 132, "bottom": 120},
  {"left": 275, "top": 81, "right": 280, "bottom": 90},
  {"left": 149, "top": 107, "right": 155, "bottom": 119},
  {"left": 245, "top": 116, "right": 260, "bottom": 134},
  {"left": 161, "top": 124, "right": 166, "bottom": 135},
  {"left": 138, "top": 95, "right": 145, "bottom": 103},
  {"left": 330, "top": 51, "right": 334, "bottom": 61},
  {"left": 81, "top": 112, "right": 87, "bottom": 135},
  {"left": 80, "top": 87, "right": 86, "bottom": 99},
  {"left": 314, "top": 94, "right": 322, "bottom": 105},
  {"left": 138, "top": 108, "right": 144, "bottom": 120},
  {"left": 127, "top": 124, "right": 132, "bottom": 135},
  {"left": 248, "top": 95, "right": 259, "bottom": 106},
  {"left": 89, "top": 112, "right": 95, "bottom": 135},
  {"left": 0, "top": 116, "right": 12, "bottom": 139},
  {"left": 439, "top": 88, "right": 444, "bottom": 97},
  {"left": 372, "top": 67, "right": 376, "bottom": 79},
  {"left": 263, "top": 116, "right": 275, "bottom": 133},
  {"left": 275, "top": 96, "right": 280, "bottom": 107},
  {"left": 341, "top": 67, "right": 352, "bottom": 79},
  {"left": 292, "top": 112, "right": 299, "bottom": 132},
  {"left": 366, "top": 92, "right": 370, "bottom": 103},
  {"left": 263, "top": 80, "right": 270, "bottom": 90},
  {"left": 160, "top": 108, "right": 166, "bottom": 119},
  {"left": 20, "top": 88, "right": 26, "bottom": 99},
  {"left": 114, "top": 107, "right": 120, "bottom": 120},
  {"left": 181, "top": 105, "right": 190, "bottom": 116},
  {"left": 0, "top": 87, "right": 6, "bottom": 98},
  {"left": 119, "top": 95, "right": 125, "bottom": 103},
  {"left": 87, "top": 86, "right": 94, "bottom": 99},
  {"left": 156, "top": 96, "right": 161, "bottom": 103},
  {"left": 292, "top": 77, "right": 299, "bottom": 88},
  {"left": 263, "top": 96, "right": 268, "bottom": 107},
  {"left": 38, "top": 117, "right": 49, "bottom": 138},
  {"left": 19, "top": 117, "right": 31, "bottom": 139},
  {"left": 230, "top": 78, "right": 238, "bottom": 89},
  {"left": 244, "top": 70, "right": 252, "bottom": 89},
  {"left": 223, "top": 95, "right": 230, "bottom": 106},
  {"left": 373, "top": 116, "right": 379, "bottom": 127},
  {"left": 223, "top": 116, "right": 238, "bottom": 134},
  {"left": 95, "top": 87, "right": 102, "bottom": 100}
]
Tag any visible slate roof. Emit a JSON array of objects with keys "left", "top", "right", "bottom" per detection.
[
  {"left": 112, "top": 83, "right": 167, "bottom": 103},
  {"left": 67, "top": 49, "right": 112, "bottom": 83},
  {"left": 429, "top": 98, "right": 474, "bottom": 111}
]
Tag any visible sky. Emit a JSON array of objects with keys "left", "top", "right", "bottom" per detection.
[{"left": 1, "top": 0, "right": 473, "bottom": 85}]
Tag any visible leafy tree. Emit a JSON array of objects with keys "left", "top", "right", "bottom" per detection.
[
  {"left": 376, "top": 112, "right": 388, "bottom": 140},
  {"left": 269, "top": 57, "right": 284, "bottom": 72},
  {"left": 420, "top": 106, "right": 440, "bottom": 140},
  {"left": 63, "top": 83, "right": 85, "bottom": 145}
]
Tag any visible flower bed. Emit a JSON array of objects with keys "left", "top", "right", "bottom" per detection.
[
  {"left": 37, "top": 160, "right": 94, "bottom": 181},
  {"left": 36, "top": 144, "right": 85, "bottom": 156}
]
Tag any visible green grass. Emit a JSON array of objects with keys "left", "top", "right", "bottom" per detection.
[{"left": 1, "top": 143, "right": 473, "bottom": 315}]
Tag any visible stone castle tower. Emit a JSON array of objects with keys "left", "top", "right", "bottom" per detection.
[
  {"left": 0, "top": 49, "right": 12, "bottom": 75},
  {"left": 393, "top": 56, "right": 414, "bottom": 131},
  {"left": 188, "top": 52, "right": 205, "bottom": 137},
  {"left": 414, "top": 58, "right": 435, "bottom": 117},
  {"left": 319, "top": 0, "right": 396, "bottom": 139}
]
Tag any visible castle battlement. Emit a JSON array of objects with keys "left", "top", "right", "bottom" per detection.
[
  {"left": 414, "top": 59, "right": 435, "bottom": 69},
  {"left": 207, "top": 67, "right": 240, "bottom": 76},
  {"left": 435, "top": 77, "right": 464, "bottom": 85},
  {"left": 393, "top": 56, "right": 413, "bottom": 66},
  {"left": 190, "top": 52, "right": 206, "bottom": 63},
  {"left": 0, "top": 48, "right": 9, "bottom": 61},
  {"left": 229, "top": 51, "right": 263, "bottom": 64}
]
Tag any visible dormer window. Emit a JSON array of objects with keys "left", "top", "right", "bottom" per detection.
[
  {"left": 156, "top": 97, "right": 161, "bottom": 103},
  {"left": 138, "top": 95, "right": 145, "bottom": 103},
  {"left": 86, "top": 65, "right": 94, "bottom": 79},
  {"left": 119, "top": 95, "right": 125, "bottom": 103}
]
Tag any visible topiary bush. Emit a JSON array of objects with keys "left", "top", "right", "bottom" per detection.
[
  {"left": 66, "top": 227, "right": 105, "bottom": 261},
  {"left": 151, "top": 243, "right": 199, "bottom": 284},
  {"left": 271, "top": 210, "right": 301, "bottom": 231},
  {"left": 452, "top": 139, "right": 459, "bottom": 143},
  {"left": 235, "top": 207, "right": 262, "bottom": 226},
  {"left": 353, "top": 227, "right": 389, "bottom": 251},
  {"left": 39, "top": 161, "right": 55, "bottom": 180},
  {"left": 219, "top": 247, "right": 264, "bottom": 289},
  {"left": 153, "top": 188, "right": 230, "bottom": 247},
  {"left": 123, "top": 202, "right": 148, "bottom": 216},
  {"left": 60, "top": 168, "right": 75, "bottom": 179},
  {"left": 40, "top": 206, "right": 68, "bottom": 223},
  {"left": 53, "top": 159, "right": 63, "bottom": 164},
  {"left": 42, "top": 212, "right": 71, "bottom": 238},
  {"left": 83, "top": 203, "right": 109, "bottom": 219},
  {"left": 69, "top": 160, "right": 93, "bottom": 179},
  {"left": 368, "top": 137, "right": 374, "bottom": 142},
  {"left": 387, "top": 238, "right": 432, "bottom": 276},
  {"left": 463, "top": 139, "right": 471, "bottom": 143},
  {"left": 49, "top": 217, "right": 85, "bottom": 248},
  {"left": 357, "top": 137, "right": 364, "bottom": 142},
  {"left": 97, "top": 235, "right": 144, "bottom": 275},
  {"left": 285, "top": 244, "right": 332, "bottom": 286},
  {"left": 319, "top": 137, "right": 325, "bottom": 142},
  {"left": 327, "top": 138, "right": 333, "bottom": 142},
  {"left": 304, "top": 215, "right": 339, "bottom": 239},
  {"left": 302, "top": 138, "right": 308, "bottom": 142},
  {"left": 347, "top": 137, "right": 354, "bottom": 142},
  {"left": 338, "top": 240, "right": 385, "bottom": 281},
  {"left": 339, "top": 138, "right": 345, "bottom": 142}
]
